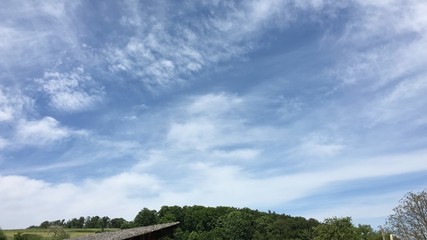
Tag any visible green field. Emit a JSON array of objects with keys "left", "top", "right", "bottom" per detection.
[{"left": 2, "top": 228, "right": 119, "bottom": 240}]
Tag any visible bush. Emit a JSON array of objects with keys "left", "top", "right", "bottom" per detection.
[
  {"left": 14, "top": 232, "right": 27, "bottom": 240},
  {"left": 13, "top": 232, "right": 43, "bottom": 240},
  {"left": 49, "top": 226, "right": 70, "bottom": 240},
  {"left": 0, "top": 228, "right": 6, "bottom": 240}
]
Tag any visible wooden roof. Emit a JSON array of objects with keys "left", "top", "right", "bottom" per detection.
[{"left": 65, "top": 222, "right": 179, "bottom": 240}]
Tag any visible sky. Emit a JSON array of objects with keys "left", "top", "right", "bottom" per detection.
[{"left": 1, "top": 0, "right": 427, "bottom": 230}]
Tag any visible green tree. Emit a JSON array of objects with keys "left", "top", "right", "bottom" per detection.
[
  {"left": 159, "top": 206, "right": 183, "bottom": 224},
  {"left": 85, "top": 216, "right": 101, "bottom": 228},
  {"left": 100, "top": 216, "right": 110, "bottom": 231},
  {"left": 253, "top": 215, "right": 275, "bottom": 239},
  {"left": 110, "top": 218, "right": 127, "bottom": 228},
  {"left": 386, "top": 189, "right": 427, "bottom": 240},
  {"left": 187, "top": 231, "right": 201, "bottom": 240},
  {"left": 357, "top": 224, "right": 383, "bottom": 240},
  {"left": 314, "top": 217, "right": 358, "bottom": 240},
  {"left": 134, "top": 208, "right": 158, "bottom": 227},
  {"left": 77, "top": 217, "right": 85, "bottom": 228},
  {"left": 40, "top": 221, "right": 50, "bottom": 228},
  {"left": 216, "top": 210, "right": 255, "bottom": 240}
]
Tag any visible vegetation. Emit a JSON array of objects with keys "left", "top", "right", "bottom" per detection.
[
  {"left": 48, "top": 226, "right": 69, "bottom": 240},
  {"left": 313, "top": 217, "right": 383, "bottom": 240},
  {"left": 13, "top": 232, "right": 44, "bottom": 240},
  {"left": 386, "top": 189, "right": 427, "bottom": 240},
  {"left": 2, "top": 228, "right": 115, "bottom": 240},
  {"left": 8, "top": 194, "right": 424, "bottom": 240},
  {"left": 0, "top": 228, "right": 7, "bottom": 240}
]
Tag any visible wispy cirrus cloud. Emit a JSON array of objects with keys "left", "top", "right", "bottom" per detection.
[
  {"left": 105, "top": 0, "right": 329, "bottom": 91},
  {"left": 0, "top": 1, "right": 81, "bottom": 71},
  {"left": 36, "top": 67, "right": 104, "bottom": 112},
  {"left": 334, "top": 0, "right": 427, "bottom": 86}
]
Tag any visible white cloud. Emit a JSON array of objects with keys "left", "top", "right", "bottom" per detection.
[
  {"left": 165, "top": 93, "right": 276, "bottom": 151},
  {"left": 0, "top": 172, "right": 161, "bottom": 229},
  {"left": 15, "top": 117, "right": 80, "bottom": 146},
  {"left": 36, "top": 68, "right": 104, "bottom": 112},
  {"left": 2, "top": 148, "right": 427, "bottom": 229},
  {"left": 167, "top": 120, "right": 217, "bottom": 151}
]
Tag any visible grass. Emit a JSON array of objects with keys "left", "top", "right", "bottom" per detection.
[{"left": 2, "top": 228, "right": 119, "bottom": 240}]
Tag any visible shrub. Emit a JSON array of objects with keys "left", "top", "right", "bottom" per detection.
[{"left": 0, "top": 228, "right": 6, "bottom": 240}]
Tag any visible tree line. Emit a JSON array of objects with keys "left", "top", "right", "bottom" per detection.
[
  {"left": 28, "top": 205, "right": 382, "bottom": 240},
  {"left": 1, "top": 189, "right": 426, "bottom": 240},
  {"left": 29, "top": 216, "right": 127, "bottom": 230}
]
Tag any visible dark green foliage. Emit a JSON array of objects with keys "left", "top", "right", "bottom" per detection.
[
  {"left": 110, "top": 218, "right": 127, "bottom": 228},
  {"left": 313, "top": 217, "right": 383, "bottom": 240},
  {"left": 13, "top": 232, "right": 44, "bottom": 240},
  {"left": 0, "top": 228, "right": 6, "bottom": 240},
  {"left": 100, "top": 216, "right": 110, "bottom": 231},
  {"left": 31, "top": 205, "right": 385, "bottom": 240},
  {"left": 357, "top": 224, "right": 383, "bottom": 240},
  {"left": 157, "top": 205, "right": 322, "bottom": 240},
  {"left": 314, "top": 217, "right": 358, "bottom": 240},
  {"left": 159, "top": 206, "right": 183, "bottom": 224},
  {"left": 134, "top": 208, "right": 158, "bottom": 227},
  {"left": 14, "top": 232, "right": 27, "bottom": 240},
  {"left": 84, "top": 216, "right": 101, "bottom": 228},
  {"left": 216, "top": 211, "right": 255, "bottom": 240},
  {"left": 120, "top": 221, "right": 134, "bottom": 230}
]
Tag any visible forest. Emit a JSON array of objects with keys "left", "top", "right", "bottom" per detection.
[{"left": 17, "top": 205, "right": 386, "bottom": 240}]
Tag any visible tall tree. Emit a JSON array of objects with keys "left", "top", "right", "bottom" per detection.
[
  {"left": 387, "top": 189, "right": 427, "bottom": 240},
  {"left": 216, "top": 211, "right": 255, "bottom": 240},
  {"left": 100, "top": 216, "right": 110, "bottom": 231},
  {"left": 134, "top": 208, "right": 158, "bottom": 227},
  {"left": 110, "top": 218, "right": 127, "bottom": 228},
  {"left": 314, "top": 217, "right": 358, "bottom": 240}
]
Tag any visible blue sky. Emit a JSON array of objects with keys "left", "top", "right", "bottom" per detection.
[{"left": 1, "top": 0, "right": 427, "bottom": 229}]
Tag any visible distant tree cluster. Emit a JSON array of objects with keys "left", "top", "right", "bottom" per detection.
[
  {"left": 32, "top": 216, "right": 127, "bottom": 230},
  {"left": 133, "top": 206, "right": 321, "bottom": 240},
  {"left": 33, "top": 206, "right": 321, "bottom": 239},
  {"left": 30, "top": 202, "right": 417, "bottom": 240}
]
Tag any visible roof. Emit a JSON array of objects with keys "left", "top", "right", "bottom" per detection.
[{"left": 65, "top": 222, "right": 180, "bottom": 240}]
